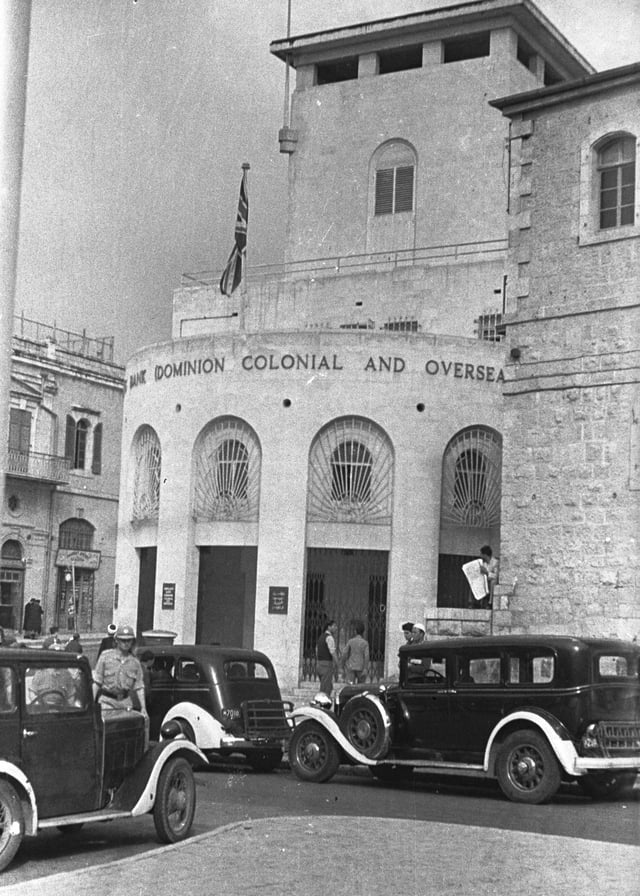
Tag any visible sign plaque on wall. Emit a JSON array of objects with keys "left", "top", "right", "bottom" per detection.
[
  {"left": 268, "top": 586, "right": 288, "bottom": 615},
  {"left": 162, "top": 583, "right": 176, "bottom": 610}
]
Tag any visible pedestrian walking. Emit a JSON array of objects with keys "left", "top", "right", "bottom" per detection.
[
  {"left": 342, "top": 620, "right": 370, "bottom": 684},
  {"left": 316, "top": 620, "right": 339, "bottom": 697},
  {"left": 23, "top": 598, "right": 43, "bottom": 637}
]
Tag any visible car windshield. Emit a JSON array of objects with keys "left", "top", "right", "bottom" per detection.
[
  {"left": 595, "top": 653, "right": 640, "bottom": 680},
  {"left": 25, "top": 665, "right": 90, "bottom": 713}
]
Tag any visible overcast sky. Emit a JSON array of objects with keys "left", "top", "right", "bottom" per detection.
[{"left": 15, "top": 0, "right": 640, "bottom": 363}]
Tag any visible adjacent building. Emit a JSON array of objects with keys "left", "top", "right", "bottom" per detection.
[
  {"left": 492, "top": 62, "right": 640, "bottom": 640},
  {"left": 4, "top": 317, "right": 124, "bottom": 636},
  {"left": 114, "top": 0, "right": 638, "bottom": 693}
]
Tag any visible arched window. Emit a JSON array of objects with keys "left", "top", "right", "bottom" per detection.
[
  {"left": 193, "top": 417, "right": 260, "bottom": 522},
  {"left": 59, "top": 518, "right": 94, "bottom": 551},
  {"left": 441, "top": 428, "right": 501, "bottom": 528},
  {"left": 308, "top": 417, "right": 393, "bottom": 524},
  {"left": 598, "top": 135, "right": 635, "bottom": 229},
  {"left": 373, "top": 141, "right": 415, "bottom": 216},
  {"left": 131, "top": 426, "right": 162, "bottom": 522},
  {"left": 215, "top": 439, "right": 249, "bottom": 501},
  {"left": 330, "top": 441, "right": 372, "bottom": 503}
]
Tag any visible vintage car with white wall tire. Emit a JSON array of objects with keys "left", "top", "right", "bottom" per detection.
[
  {"left": 137, "top": 644, "right": 292, "bottom": 771},
  {"left": 0, "top": 647, "right": 207, "bottom": 872},
  {"left": 288, "top": 635, "right": 640, "bottom": 804}
]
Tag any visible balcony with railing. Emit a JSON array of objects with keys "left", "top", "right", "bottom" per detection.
[{"left": 7, "top": 448, "right": 71, "bottom": 484}]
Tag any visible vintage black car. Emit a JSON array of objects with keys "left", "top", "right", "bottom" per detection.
[
  {"left": 137, "top": 644, "right": 292, "bottom": 771},
  {"left": 0, "top": 647, "right": 206, "bottom": 871},
  {"left": 288, "top": 635, "right": 640, "bottom": 804}
]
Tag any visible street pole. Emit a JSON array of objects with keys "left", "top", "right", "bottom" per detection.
[{"left": 0, "top": 1, "right": 33, "bottom": 533}]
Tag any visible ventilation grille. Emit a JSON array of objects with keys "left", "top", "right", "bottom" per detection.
[
  {"left": 193, "top": 417, "right": 261, "bottom": 522},
  {"left": 441, "top": 427, "right": 502, "bottom": 528},
  {"left": 307, "top": 417, "right": 393, "bottom": 525}
]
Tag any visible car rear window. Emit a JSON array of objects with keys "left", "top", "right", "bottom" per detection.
[
  {"left": 596, "top": 654, "right": 640, "bottom": 680},
  {"left": 224, "top": 660, "right": 272, "bottom": 681}
]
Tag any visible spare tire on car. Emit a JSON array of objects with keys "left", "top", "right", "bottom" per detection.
[{"left": 339, "top": 695, "right": 392, "bottom": 760}]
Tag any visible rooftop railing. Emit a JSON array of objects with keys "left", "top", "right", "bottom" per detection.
[
  {"left": 181, "top": 238, "right": 507, "bottom": 289},
  {"left": 13, "top": 313, "right": 115, "bottom": 363}
]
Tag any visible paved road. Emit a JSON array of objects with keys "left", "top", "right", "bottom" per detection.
[{"left": 1, "top": 764, "right": 638, "bottom": 890}]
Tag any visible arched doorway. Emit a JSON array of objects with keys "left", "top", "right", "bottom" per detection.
[
  {"left": 437, "top": 426, "right": 502, "bottom": 608},
  {"left": 303, "top": 417, "right": 394, "bottom": 683}
]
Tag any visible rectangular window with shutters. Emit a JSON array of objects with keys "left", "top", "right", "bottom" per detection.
[
  {"left": 9, "top": 409, "right": 31, "bottom": 453},
  {"left": 374, "top": 166, "right": 414, "bottom": 215}
]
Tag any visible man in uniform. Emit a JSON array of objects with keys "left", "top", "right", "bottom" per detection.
[{"left": 92, "top": 624, "right": 147, "bottom": 716}]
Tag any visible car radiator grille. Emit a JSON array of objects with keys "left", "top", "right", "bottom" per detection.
[
  {"left": 597, "top": 721, "right": 640, "bottom": 755},
  {"left": 242, "top": 700, "right": 292, "bottom": 739}
]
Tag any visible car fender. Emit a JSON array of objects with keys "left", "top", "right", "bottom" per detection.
[
  {"left": 161, "top": 701, "right": 225, "bottom": 749},
  {"left": 111, "top": 739, "right": 207, "bottom": 816},
  {"left": 290, "top": 705, "right": 377, "bottom": 766},
  {"left": 0, "top": 760, "right": 38, "bottom": 835},
  {"left": 485, "top": 708, "right": 578, "bottom": 776}
]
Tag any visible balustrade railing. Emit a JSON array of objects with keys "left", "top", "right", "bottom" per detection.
[{"left": 7, "top": 448, "right": 71, "bottom": 483}]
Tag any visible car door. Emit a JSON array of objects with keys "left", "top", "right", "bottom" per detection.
[
  {"left": 147, "top": 652, "right": 177, "bottom": 738},
  {"left": 21, "top": 661, "right": 99, "bottom": 817},
  {"left": 399, "top": 651, "right": 452, "bottom": 755},
  {"left": 0, "top": 665, "right": 21, "bottom": 765},
  {"left": 447, "top": 651, "right": 505, "bottom": 761}
]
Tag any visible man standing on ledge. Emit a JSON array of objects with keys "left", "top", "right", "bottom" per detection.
[{"left": 316, "top": 620, "right": 339, "bottom": 698}]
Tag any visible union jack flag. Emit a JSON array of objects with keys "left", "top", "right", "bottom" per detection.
[{"left": 220, "top": 169, "right": 248, "bottom": 296}]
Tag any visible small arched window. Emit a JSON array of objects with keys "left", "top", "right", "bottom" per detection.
[
  {"left": 598, "top": 135, "right": 636, "bottom": 230},
  {"left": 373, "top": 141, "right": 415, "bottom": 216}
]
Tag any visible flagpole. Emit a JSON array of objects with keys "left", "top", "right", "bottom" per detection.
[{"left": 240, "top": 162, "right": 250, "bottom": 332}]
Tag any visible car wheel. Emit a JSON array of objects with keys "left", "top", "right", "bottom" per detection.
[
  {"left": 289, "top": 721, "right": 340, "bottom": 783},
  {"left": 496, "top": 729, "right": 561, "bottom": 804},
  {"left": 247, "top": 748, "right": 283, "bottom": 772},
  {"left": 0, "top": 780, "right": 24, "bottom": 871},
  {"left": 339, "top": 696, "right": 391, "bottom": 760},
  {"left": 153, "top": 757, "right": 196, "bottom": 843},
  {"left": 578, "top": 772, "right": 637, "bottom": 800}
]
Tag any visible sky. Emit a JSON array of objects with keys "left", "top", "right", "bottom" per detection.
[{"left": 15, "top": 0, "right": 640, "bottom": 364}]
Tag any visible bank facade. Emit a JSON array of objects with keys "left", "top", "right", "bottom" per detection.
[{"left": 114, "top": 0, "right": 638, "bottom": 692}]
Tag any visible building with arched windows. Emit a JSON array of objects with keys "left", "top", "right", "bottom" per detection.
[
  {"left": 114, "top": 0, "right": 639, "bottom": 692},
  {"left": 4, "top": 318, "right": 124, "bottom": 636}
]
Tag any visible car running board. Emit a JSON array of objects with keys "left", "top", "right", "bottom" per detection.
[{"left": 38, "top": 808, "right": 133, "bottom": 829}]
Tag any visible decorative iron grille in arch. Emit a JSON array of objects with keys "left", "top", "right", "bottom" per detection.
[
  {"left": 440, "top": 427, "right": 502, "bottom": 528},
  {"left": 131, "top": 426, "right": 161, "bottom": 522},
  {"left": 307, "top": 417, "right": 393, "bottom": 524},
  {"left": 192, "top": 417, "right": 261, "bottom": 522}
]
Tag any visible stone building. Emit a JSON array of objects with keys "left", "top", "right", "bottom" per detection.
[
  {"left": 492, "top": 62, "right": 640, "bottom": 640},
  {"left": 113, "top": 0, "right": 606, "bottom": 693},
  {"left": 4, "top": 317, "right": 124, "bottom": 636}
]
